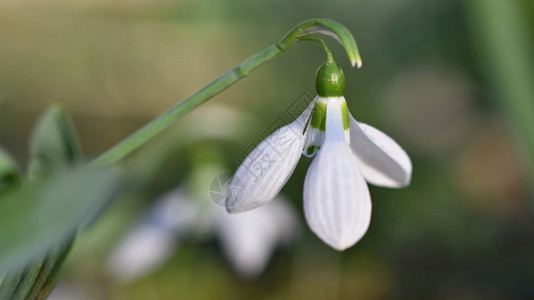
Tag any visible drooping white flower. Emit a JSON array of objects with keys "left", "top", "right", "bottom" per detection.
[
  {"left": 105, "top": 187, "right": 198, "bottom": 282},
  {"left": 215, "top": 197, "right": 298, "bottom": 278},
  {"left": 106, "top": 185, "right": 298, "bottom": 282},
  {"left": 227, "top": 61, "right": 412, "bottom": 251}
]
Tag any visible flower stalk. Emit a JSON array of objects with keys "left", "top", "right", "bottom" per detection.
[{"left": 90, "top": 19, "right": 362, "bottom": 167}]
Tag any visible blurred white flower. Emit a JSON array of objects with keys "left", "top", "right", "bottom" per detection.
[
  {"left": 227, "top": 62, "right": 412, "bottom": 251},
  {"left": 106, "top": 186, "right": 298, "bottom": 282},
  {"left": 215, "top": 196, "right": 297, "bottom": 278},
  {"left": 106, "top": 187, "right": 197, "bottom": 282}
]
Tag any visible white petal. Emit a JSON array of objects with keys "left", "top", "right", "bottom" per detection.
[
  {"left": 349, "top": 113, "right": 412, "bottom": 188},
  {"left": 216, "top": 198, "right": 298, "bottom": 278},
  {"left": 152, "top": 187, "right": 200, "bottom": 234},
  {"left": 303, "top": 97, "right": 327, "bottom": 157},
  {"left": 227, "top": 98, "right": 316, "bottom": 213},
  {"left": 304, "top": 98, "right": 372, "bottom": 251},
  {"left": 106, "top": 225, "right": 178, "bottom": 282},
  {"left": 106, "top": 187, "right": 198, "bottom": 282}
]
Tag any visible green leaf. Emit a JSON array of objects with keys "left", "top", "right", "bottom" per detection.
[
  {"left": 27, "top": 104, "right": 82, "bottom": 182},
  {"left": 0, "top": 264, "right": 41, "bottom": 300},
  {"left": 0, "top": 146, "right": 21, "bottom": 193},
  {"left": 24, "top": 239, "right": 74, "bottom": 300},
  {"left": 0, "top": 167, "right": 122, "bottom": 275},
  {"left": 0, "top": 105, "right": 86, "bottom": 299}
]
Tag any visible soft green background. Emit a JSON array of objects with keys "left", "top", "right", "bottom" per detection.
[{"left": 1, "top": 0, "right": 533, "bottom": 299}]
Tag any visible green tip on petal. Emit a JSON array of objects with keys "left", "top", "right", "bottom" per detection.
[
  {"left": 306, "top": 146, "right": 320, "bottom": 156},
  {"left": 316, "top": 62, "right": 345, "bottom": 97}
]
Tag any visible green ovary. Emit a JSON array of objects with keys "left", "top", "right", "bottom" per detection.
[{"left": 315, "top": 62, "right": 345, "bottom": 97}]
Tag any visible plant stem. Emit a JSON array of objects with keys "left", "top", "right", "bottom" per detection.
[
  {"left": 90, "top": 45, "right": 282, "bottom": 166},
  {"left": 298, "top": 36, "right": 334, "bottom": 63},
  {"left": 89, "top": 19, "right": 362, "bottom": 166}
]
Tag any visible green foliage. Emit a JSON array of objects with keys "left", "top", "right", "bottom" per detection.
[
  {"left": 27, "top": 104, "right": 83, "bottom": 182},
  {"left": 0, "top": 167, "right": 122, "bottom": 297},
  {"left": 0, "top": 147, "right": 20, "bottom": 194},
  {"left": 0, "top": 105, "right": 122, "bottom": 300}
]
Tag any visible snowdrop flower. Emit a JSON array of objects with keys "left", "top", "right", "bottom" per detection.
[
  {"left": 106, "top": 185, "right": 298, "bottom": 282},
  {"left": 106, "top": 187, "right": 198, "bottom": 282},
  {"left": 215, "top": 196, "right": 298, "bottom": 278},
  {"left": 227, "top": 61, "right": 412, "bottom": 251}
]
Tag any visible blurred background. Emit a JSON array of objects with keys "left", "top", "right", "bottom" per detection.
[{"left": 1, "top": 0, "right": 534, "bottom": 299}]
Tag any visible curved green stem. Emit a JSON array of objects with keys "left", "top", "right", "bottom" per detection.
[
  {"left": 298, "top": 35, "right": 334, "bottom": 63},
  {"left": 90, "top": 19, "right": 361, "bottom": 167}
]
